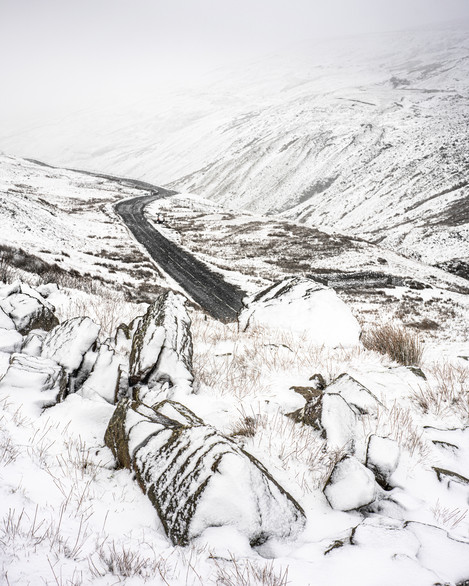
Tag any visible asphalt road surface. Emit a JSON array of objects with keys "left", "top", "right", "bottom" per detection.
[{"left": 115, "top": 190, "right": 246, "bottom": 322}]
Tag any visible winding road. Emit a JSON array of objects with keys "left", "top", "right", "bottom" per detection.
[
  {"left": 115, "top": 190, "right": 246, "bottom": 322},
  {"left": 29, "top": 159, "right": 246, "bottom": 321}
]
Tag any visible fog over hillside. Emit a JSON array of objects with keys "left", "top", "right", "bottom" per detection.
[{"left": 1, "top": 13, "right": 469, "bottom": 266}]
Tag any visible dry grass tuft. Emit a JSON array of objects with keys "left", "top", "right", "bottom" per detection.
[
  {"left": 0, "top": 251, "right": 14, "bottom": 284},
  {"left": 89, "top": 541, "right": 171, "bottom": 582},
  {"left": 55, "top": 290, "right": 145, "bottom": 340},
  {"left": 431, "top": 500, "right": 467, "bottom": 530},
  {"left": 230, "top": 415, "right": 259, "bottom": 438},
  {"left": 245, "top": 410, "right": 345, "bottom": 493},
  {"left": 364, "top": 402, "right": 431, "bottom": 462},
  {"left": 362, "top": 323, "right": 423, "bottom": 366},
  {"left": 214, "top": 555, "right": 289, "bottom": 586},
  {"left": 411, "top": 362, "right": 469, "bottom": 420}
]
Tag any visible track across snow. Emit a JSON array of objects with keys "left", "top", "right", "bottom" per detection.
[{"left": 115, "top": 191, "right": 246, "bottom": 322}]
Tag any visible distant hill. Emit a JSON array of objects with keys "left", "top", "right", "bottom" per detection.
[{"left": 1, "top": 26, "right": 468, "bottom": 266}]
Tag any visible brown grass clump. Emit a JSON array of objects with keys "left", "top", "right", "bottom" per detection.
[
  {"left": 362, "top": 323, "right": 423, "bottom": 366},
  {"left": 214, "top": 555, "right": 289, "bottom": 586},
  {"left": 411, "top": 362, "right": 469, "bottom": 420}
]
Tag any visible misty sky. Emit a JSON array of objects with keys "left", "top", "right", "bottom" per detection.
[{"left": 1, "top": 0, "right": 469, "bottom": 124}]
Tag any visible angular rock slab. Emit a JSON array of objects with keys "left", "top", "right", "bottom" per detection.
[
  {"left": 79, "top": 343, "right": 122, "bottom": 404},
  {"left": 321, "top": 373, "right": 385, "bottom": 459},
  {"left": 0, "top": 293, "right": 58, "bottom": 334},
  {"left": 42, "top": 316, "right": 100, "bottom": 373},
  {"left": 0, "top": 353, "right": 67, "bottom": 406},
  {"left": 129, "top": 291, "right": 193, "bottom": 398},
  {"left": 105, "top": 399, "right": 305, "bottom": 546},
  {"left": 238, "top": 276, "right": 361, "bottom": 346},
  {"left": 324, "top": 455, "right": 378, "bottom": 511},
  {"left": 366, "top": 435, "right": 400, "bottom": 488}
]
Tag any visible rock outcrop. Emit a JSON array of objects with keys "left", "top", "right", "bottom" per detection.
[
  {"left": 0, "top": 353, "right": 67, "bottom": 406},
  {"left": 41, "top": 316, "right": 100, "bottom": 395},
  {"left": 105, "top": 398, "right": 306, "bottom": 546},
  {"left": 238, "top": 276, "right": 361, "bottom": 346},
  {"left": 128, "top": 291, "right": 193, "bottom": 402},
  {"left": 0, "top": 292, "right": 58, "bottom": 334}
]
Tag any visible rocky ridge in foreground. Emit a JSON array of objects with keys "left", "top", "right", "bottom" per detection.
[{"left": 1, "top": 276, "right": 469, "bottom": 584}]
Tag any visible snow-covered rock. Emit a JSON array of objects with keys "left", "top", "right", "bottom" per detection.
[
  {"left": 0, "top": 292, "right": 59, "bottom": 334},
  {"left": 324, "top": 455, "right": 378, "bottom": 511},
  {"left": 21, "top": 329, "right": 47, "bottom": 357},
  {"left": 321, "top": 373, "right": 384, "bottom": 459},
  {"left": 129, "top": 291, "right": 193, "bottom": 400},
  {"left": 79, "top": 344, "right": 121, "bottom": 404},
  {"left": 366, "top": 435, "right": 400, "bottom": 488},
  {"left": 35, "top": 283, "right": 59, "bottom": 299},
  {"left": 105, "top": 398, "right": 306, "bottom": 546},
  {"left": 0, "top": 281, "right": 21, "bottom": 299},
  {"left": 321, "top": 392, "right": 358, "bottom": 453},
  {"left": 0, "top": 307, "right": 15, "bottom": 330},
  {"left": 0, "top": 353, "right": 66, "bottom": 406},
  {"left": 238, "top": 277, "right": 361, "bottom": 346},
  {"left": 426, "top": 426, "right": 469, "bottom": 483},
  {"left": 42, "top": 316, "right": 100, "bottom": 373},
  {"left": 325, "top": 373, "right": 384, "bottom": 415},
  {"left": 406, "top": 521, "right": 469, "bottom": 585},
  {"left": 0, "top": 328, "right": 23, "bottom": 354}
]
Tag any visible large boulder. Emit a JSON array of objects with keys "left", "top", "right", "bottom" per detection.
[
  {"left": 0, "top": 293, "right": 59, "bottom": 334},
  {"left": 238, "top": 277, "right": 361, "bottom": 346},
  {"left": 129, "top": 291, "right": 193, "bottom": 401},
  {"left": 105, "top": 398, "right": 306, "bottom": 546}
]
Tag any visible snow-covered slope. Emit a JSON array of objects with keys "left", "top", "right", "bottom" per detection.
[
  {"left": 0, "top": 154, "right": 166, "bottom": 301},
  {"left": 2, "top": 153, "right": 469, "bottom": 343},
  {"left": 1, "top": 26, "right": 468, "bottom": 265}
]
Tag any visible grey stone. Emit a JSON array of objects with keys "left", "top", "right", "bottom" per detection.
[
  {"left": 0, "top": 293, "right": 59, "bottom": 334},
  {"left": 105, "top": 398, "right": 306, "bottom": 546},
  {"left": 129, "top": 291, "right": 193, "bottom": 401}
]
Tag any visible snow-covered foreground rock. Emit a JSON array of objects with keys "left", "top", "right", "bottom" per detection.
[
  {"left": 1, "top": 277, "right": 469, "bottom": 585},
  {"left": 105, "top": 398, "right": 305, "bottom": 546}
]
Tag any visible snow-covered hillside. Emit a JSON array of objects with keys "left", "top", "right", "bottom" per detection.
[
  {"left": 0, "top": 154, "right": 167, "bottom": 303},
  {"left": 1, "top": 153, "right": 469, "bottom": 341},
  {"left": 1, "top": 26, "right": 468, "bottom": 266}
]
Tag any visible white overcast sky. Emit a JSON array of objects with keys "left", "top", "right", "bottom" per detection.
[{"left": 1, "top": 0, "right": 469, "bottom": 122}]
